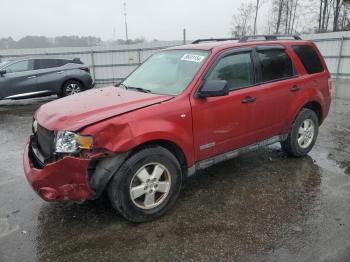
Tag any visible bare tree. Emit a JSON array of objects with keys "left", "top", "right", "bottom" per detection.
[
  {"left": 253, "top": 0, "right": 266, "bottom": 35},
  {"left": 266, "top": 0, "right": 285, "bottom": 34},
  {"left": 231, "top": 3, "right": 255, "bottom": 37},
  {"left": 333, "top": 0, "right": 344, "bottom": 31},
  {"left": 268, "top": 0, "right": 302, "bottom": 34},
  {"left": 275, "top": 0, "right": 285, "bottom": 33}
]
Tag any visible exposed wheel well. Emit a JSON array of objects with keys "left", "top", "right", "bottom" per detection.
[
  {"left": 302, "top": 101, "right": 323, "bottom": 124},
  {"left": 131, "top": 140, "right": 188, "bottom": 177}
]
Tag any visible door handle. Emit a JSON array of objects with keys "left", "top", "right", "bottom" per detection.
[
  {"left": 57, "top": 71, "right": 64, "bottom": 74},
  {"left": 290, "top": 85, "right": 301, "bottom": 92},
  {"left": 241, "top": 96, "right": 256, "bottom": 104},
  {"left": 27, "top": 76, "right": 37, "bottom": 79}
]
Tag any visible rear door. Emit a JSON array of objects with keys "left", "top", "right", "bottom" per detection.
[
  {"left": 0, "top": 59, "right": 37, "bottom": 98},
  {"left": 249, "top": 45, "right": 300, "bottom": 141},
  {"left": 34, "top": 59, "right": 67, "bottom": 92}
]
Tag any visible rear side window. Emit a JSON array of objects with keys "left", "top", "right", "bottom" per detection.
[
  {"left": 257, "top": 48, "right": 295, "bottom": 82},
  {"left": 56, "top": 59, "right": 71, "bottom": 67},
  {"left": 35, "top": 59, "right": 59, "bottom": 70},
  {"left": 292, "top": 45, "right": 324, "bottom": 74},
  {"left": 207, "top": 52, "right": 254, "bottom": 91}
]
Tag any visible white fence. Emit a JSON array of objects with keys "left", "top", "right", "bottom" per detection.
[{"left": 1, "top": 32, "right": 350, "bottom": 84}]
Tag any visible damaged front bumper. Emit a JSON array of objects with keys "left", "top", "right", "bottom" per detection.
[{"left": 23, "top": 140, "right": 95, "bottom": 202}]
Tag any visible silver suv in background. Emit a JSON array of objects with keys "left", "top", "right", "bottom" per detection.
[{"left": 0, "top": 58, "right": 94, "bottom": 100}]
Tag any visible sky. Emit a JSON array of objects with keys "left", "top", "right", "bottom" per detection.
[{"left": 0, "top": 0, "right": 269, "bottom": 41}]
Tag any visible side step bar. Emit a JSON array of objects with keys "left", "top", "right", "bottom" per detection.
[{"left": 188, "top": 135, "right": 287, "bottom": 176}]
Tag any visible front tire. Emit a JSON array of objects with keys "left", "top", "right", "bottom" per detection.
[
  {"left": 281, "top": 108, "right": 319, "bottom": 157},
  {"left": 108, "top": 146, "right": 182, "bottom": 223}
]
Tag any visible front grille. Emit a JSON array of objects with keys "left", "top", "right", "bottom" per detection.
[{"left": 36, "top": 124, "right": 55, "bottom": 162}]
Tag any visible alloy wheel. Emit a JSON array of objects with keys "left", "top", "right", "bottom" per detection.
[
  {"left": 65, "top": 83, "right": 81, "bottom": 95},
  {"left": 129, "top": 163, "right": 171, "bottom": 210},
  {"left": 297, "top": 119, "right": 315, "bottom": 149}
]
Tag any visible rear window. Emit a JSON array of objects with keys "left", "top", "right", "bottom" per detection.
[
  {"left": 292, "top": 45, "right": 324, "bottom": 74},
  {"left": 257, "top": 48, "right": 295, "bottom": 82}
]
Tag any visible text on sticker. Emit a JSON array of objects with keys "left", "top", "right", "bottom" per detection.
[{"left": 181, "top": 54, "right": 205, "bottom": 63}]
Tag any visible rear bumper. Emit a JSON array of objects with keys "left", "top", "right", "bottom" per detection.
[{"left": 23, "top": 141, "right": 94, "bottom": 202}]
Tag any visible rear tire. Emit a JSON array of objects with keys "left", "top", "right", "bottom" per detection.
[
  {"left": 61, "top": 80, "right": 83, "bottom": 97},
  {"left": 108, "top": 146, "right": 182, "bottom": 223},
  {"left": 281, "top": 108, "right": 319, "bottom": 157}
]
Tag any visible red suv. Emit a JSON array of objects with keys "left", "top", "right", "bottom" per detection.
[{"left": 23, "top": 35, "right": 332, "bottom": 222}]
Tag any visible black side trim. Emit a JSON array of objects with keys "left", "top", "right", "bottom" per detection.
[{"left": 187, "top": 135, "right": 287, "bottom": 175}]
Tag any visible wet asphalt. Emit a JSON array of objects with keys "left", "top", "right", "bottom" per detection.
[{"left": 0, "top": 81, "right": 349, "bottom": 262}]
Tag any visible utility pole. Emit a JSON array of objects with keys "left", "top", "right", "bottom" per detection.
[
  {"left": 183, "top": 28, "right": 186, "bottom": 44},
  {"left": 123, "top": 0, "right": 129, "bottom": 43}
]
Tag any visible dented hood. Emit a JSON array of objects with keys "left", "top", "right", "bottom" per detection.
[{"left": 35, "top": 86, "right": 172, "bottom": 131}]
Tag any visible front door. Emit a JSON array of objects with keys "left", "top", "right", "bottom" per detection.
[
  {"left": 191, "top": 49, "right": 258, "bottom": 160},
  {"left": 0, "top": 59, "right": 37, "bottom": 98}
]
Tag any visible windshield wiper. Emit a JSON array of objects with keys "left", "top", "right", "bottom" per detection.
[
  {"left": 125, "top": 86, "right": 152, "bottom": 93},
  {"left": 118, "top": 83, "right": 128, "bottom": 89},
  {"left": 117, "top": 83, "right": 152, "bottom": 93}
]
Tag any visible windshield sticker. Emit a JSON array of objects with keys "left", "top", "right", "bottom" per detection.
[{"left": 181, "top": 54, "right": 205, "bottom": 63}]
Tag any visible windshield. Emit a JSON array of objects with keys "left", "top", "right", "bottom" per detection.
[{"left": 122, "top": 50, "right": 209, "bottom": 95}]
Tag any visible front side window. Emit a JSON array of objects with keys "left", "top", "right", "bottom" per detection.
[
  {"left": 5, "top": 60, "right": 34, "bottom": 73},
  {"left": 123, "top": 50, "right": 209, "bottom": 96},
  {"left": 257, "top": 48, "right": 295, "bottom": 82},
  {"left": 207, "top": 52, "right": 254, "bottom": 91},
  {"left": 292, "top": 45, "right": 324, "bottom": 74}
]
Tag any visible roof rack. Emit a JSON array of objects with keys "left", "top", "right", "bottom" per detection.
[
  {"left": 239, "top": 35, "right": 301, "bottom": 42},
  {"left": 192, "top": 38, "right": 239, "bottom": 44}
]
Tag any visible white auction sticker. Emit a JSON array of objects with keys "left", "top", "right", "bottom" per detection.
[{"left": 181, "top": 54, "right": 205, "bottom": 63}]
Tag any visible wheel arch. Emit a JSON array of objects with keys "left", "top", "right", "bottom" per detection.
[
  {"left": 289, "top": 99, "right": 324, "bottom": 130},
  {"left": 302, "top": 101, "right": 323, "bottom": 124},
  {"left": 130, "top": 139, "right": 189, "bottom": 177},
  {"left": 89, "top": 139, "right": 189, "bottom": 199}
]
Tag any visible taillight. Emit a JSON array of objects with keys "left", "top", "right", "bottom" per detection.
[
  {"left": 80, "top": 67, "right": 90, "bottom": 73},
  {"left": 328, "top": 78, "right": 333, "bottom": 96}
]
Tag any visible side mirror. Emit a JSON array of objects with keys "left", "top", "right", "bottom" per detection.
[
  {"left": 196, "top": 80, "right": 229, "bottom": 98},
  {"left": 0, "top": 69, "right": 6, "bottom": 76}
]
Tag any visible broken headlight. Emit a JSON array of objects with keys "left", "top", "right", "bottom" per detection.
[{"left": 55, "top": 131, "right": 94, "bottom": 154}]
